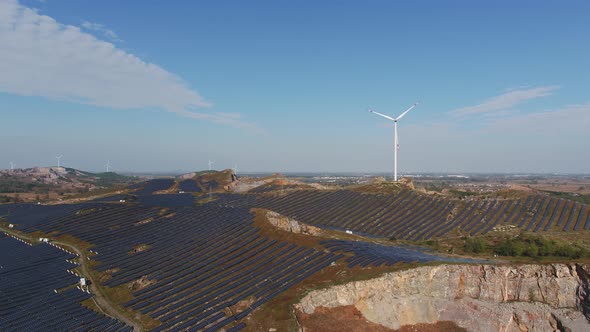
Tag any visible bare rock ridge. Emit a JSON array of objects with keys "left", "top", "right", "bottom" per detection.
[
  {"left": 265, "top": 211, "right": 323, "bottom": 236},
  {"left": 296, "top": 264, "right": 590, "bottom": 331}
]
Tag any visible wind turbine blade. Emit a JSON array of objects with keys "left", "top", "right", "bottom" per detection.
[
  {"left": 395, "top": 102, "right": 419, "bottom": 121},
  {"left": 368, "top": 109, "right": 395, "bottom": 121}
]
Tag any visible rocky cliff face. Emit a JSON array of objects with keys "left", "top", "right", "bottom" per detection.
[{"left": 296, "top": 264, "right": 590, "bottom": 331}]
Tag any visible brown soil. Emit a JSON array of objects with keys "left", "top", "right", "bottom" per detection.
[
  {"left": 395, "top": 322, "right": 467, "bottom": 332},
  {"left": 296, "top": 305, "right": 466, "bottom": 332},
  {"left": 297, "top": 305, "right": 394, "bottom": 332},
  {"left": 128, "top": 244, "right": 150, "bottom": 254},
  {"left": 134, "top": 217, "right": 154, "bottom": 225}
]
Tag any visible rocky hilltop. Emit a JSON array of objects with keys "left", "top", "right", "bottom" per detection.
[
  {"left": 296, "top": 264, "right": 590, "bottom": 331},
  {"left": 178, "top": 169, "right": 240, "bottom": 192},
  {"left": 0, "top": 167, "right": 136, "bottom": 202},
  {"left": 2, "top": 167, "right": 74, "bottom": 184}
]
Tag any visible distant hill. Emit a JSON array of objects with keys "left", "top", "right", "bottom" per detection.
[
  {"left": 177, "top": 169, "right": 239, "bottom": 192},
  {"left": 0, "top": 167, "right": 137, "bottom": 203}
]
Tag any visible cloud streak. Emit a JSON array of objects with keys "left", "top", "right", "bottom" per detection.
[
  {"left": 485, "top": 102, "right": 590, "bottom": 133},
  {"left": 0, "top": 0, "right": 257, "bottom": 129},
  {"left": 81, "top": 21, "right": 120, "bottom": 42},
  {"left": 449, "top": 86, "right": 559, "bottom": 116}
]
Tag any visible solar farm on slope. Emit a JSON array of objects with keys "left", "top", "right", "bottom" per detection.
[
  {"left": 0, "top": 234, "right": 131, "bottom": 331},
  {"left": 1, "top": 171, "right": 590, "bottom": 331}
]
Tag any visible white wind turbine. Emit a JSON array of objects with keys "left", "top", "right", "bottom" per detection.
[
  {"left": 105, "top": 160, "right": 112, "bottom": 172},
  {"left": 208, "top": 160, "right": 214, "bottom": 171},
  {"left": 56, "top": 155, "right": 63, "bottom": 168},
  {"left": 9, "top": 161, "right": 15, "bottom": 170},
  {"left": 369, "top": 102, "right": 419, "bottom": 182}
]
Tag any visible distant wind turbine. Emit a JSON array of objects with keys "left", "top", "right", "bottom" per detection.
[
  {"left": 208, "top": 160, "right": 214, "bottom": 171},
  {"left": 9, "top": 161, "right": 15, "bottom": 170},
  {"left": 105, "top": 160, "right": 111, "bottom": 172},
  {"left": 56, "top": 155, "right": 63, "bottom": 168},
  {"left": 369, "top": 102, "right": 419, "bottom": 181}
]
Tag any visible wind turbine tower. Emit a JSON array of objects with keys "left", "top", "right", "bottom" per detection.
[
  {"left": 105, "top": 160, "right": 112, "bottom": 172},
  {"left": 208, "top": 160, "right": 214, "bottom": 171},
  {"left": 369, "top": 102, "right": 418, "bottom": 181},
  {"left": 56, "top": 155, "right": 63, "bottom": 168}
]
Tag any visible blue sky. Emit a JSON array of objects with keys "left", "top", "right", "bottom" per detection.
[{"left": 1, "top": 0, "right": 589, "bottom": 173}]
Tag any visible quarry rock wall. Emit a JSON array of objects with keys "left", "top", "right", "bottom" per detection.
[{"left": 296, "top": 264, "right": 590, "bottom": 331}]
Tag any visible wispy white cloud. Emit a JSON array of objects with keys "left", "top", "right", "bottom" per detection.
[
  {"left": 0, "top": 0, "right": 258, "bottom": 130},
  {"left": 81, "top": 20, "right": 120, "bottom": 42},
  {"left": 485, "top": 102, "right": 590, "bottom": 133},
  {"left": 449, "top": 86, "right": 559, "bottom": 116},
  {"left": 402, "top": 102, "right": 590, "bottom": 173}
]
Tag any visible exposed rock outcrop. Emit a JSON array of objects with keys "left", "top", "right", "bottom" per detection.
[
  {"left": 295, "top": 264, "right": 590, "bottom": 331},
  {"left": 265, "top": 211, "right": 323, "bottom": 236},
  {"left": 398, "top": 177, "right": 415, "bottom": 190},
  {"left": 128, "top": 275, "right": 155, "bottom": 291}
]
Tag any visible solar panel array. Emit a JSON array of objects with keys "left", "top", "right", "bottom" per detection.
[
  {"left": 248, "top": 183, "right": 308, "bottom": 194},
  {"left": 138, "top": 193, "right": 195, "bottom": 207},
  {"left": 13, "top": 203, "right": 341, "bottom": 331},
  {"left": 257, "top": 190, "right": 458, "bottom": 240},
  {"left": 178, "top": 179, "right": 202, "bottom": 193},
  {"left": 256, "top": 190, "right": 590, "bottom": 239},
  {"left": 0, "top": 234, "right": 130, "bottom": 331},
  {"left": 0, "top": 203, "right": 93, "bottom": 230},
  {"left": 133, "top": 179, "right": 175, "bottom": 196},
  {"left": 93, "top": 194, "right": 133, "bottom": 202},
  {"left": 210, "top": 193, "right": 258, "bottom": 209},
  {"left": 321, "top": 239, "right": 478, "bottom": 268}
]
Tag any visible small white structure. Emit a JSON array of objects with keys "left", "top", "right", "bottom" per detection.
[
  {"left": 178, "top": 190, "right": 185, "bottom": 194},
  {"left": 39, "top": 237, "right": 49, "bottom": 243},
  {"left": 119, "top": 199, "right": 126, "bottom": 203},
  {"left": 345, "top": 230, "right": 353, "bottom": 235},
  {"left": 80, "top": 277, "right": 87, "bottom": 287},
  {"left": 8, "top": 224, "right": 14, "bottom": 229}
]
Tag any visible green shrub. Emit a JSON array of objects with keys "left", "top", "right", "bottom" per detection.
[
  {"left": 494, "top": 234, "right": 588, "bottom": 259},
  {"left": 464, "top": 238, "right": 486, "bottom": 253},
  {"left": 524, "top": 243, "right": 539, "bottom": 257}
]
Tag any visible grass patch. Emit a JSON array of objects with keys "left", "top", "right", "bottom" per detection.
[
  {"left": 542, "top": 190, "right": 590, "bottom": 205},
  {"left": 448, "top": 189, "right": 477, "bottom": 199}
]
